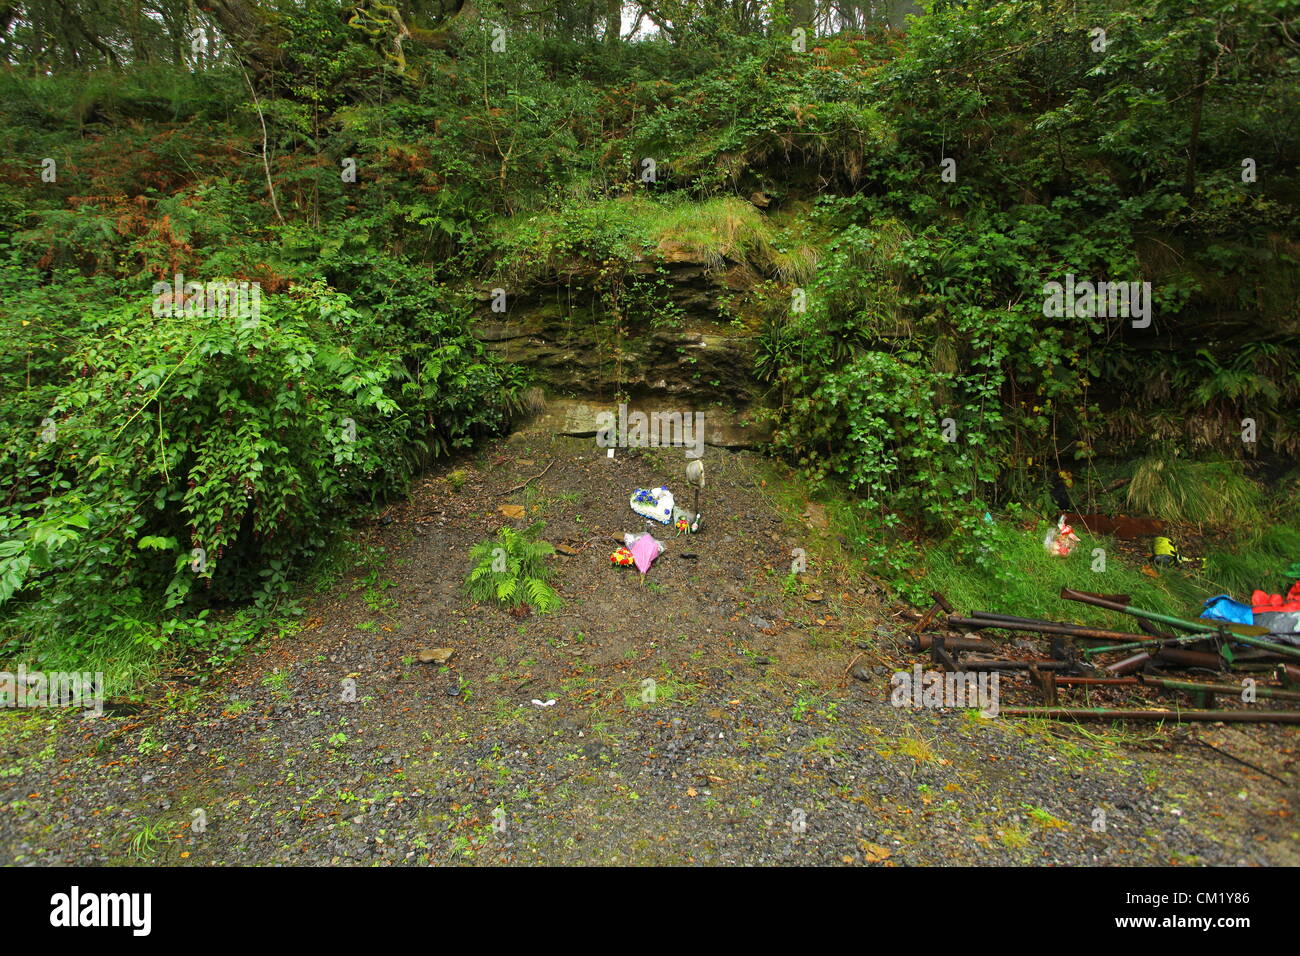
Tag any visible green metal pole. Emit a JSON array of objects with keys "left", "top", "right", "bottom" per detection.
[
  {"left": 1061, "top": 588, "right": 1300, "bottom": 661},
  {"left": 1223, "top": 633, "right": 1300, "bottom": 662},
  {"left": 1059, "top": 588, "right": 1268, "bottom": 635},
  {"left": 1082, "top": 632, "right": 1211, "bottom": 658}
]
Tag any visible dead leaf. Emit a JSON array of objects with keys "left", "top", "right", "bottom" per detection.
[
  {"left": 555, "top": 543, "right": 579, "bottom": 555},
  {"left": 858, "top": 841, "right": 892, "bottom": 863}
]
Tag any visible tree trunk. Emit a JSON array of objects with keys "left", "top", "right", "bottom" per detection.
[
  {"left": 1183, "top": 51, "right": 1209, "bottom": 199},
  {"left": 202, "top": 0, "right": 287, "bottom": 79},
  {"left": 605, "top": 0, "right": 621, "bottom": 43},
  {"left": 789, "top": 0, "right": 815, "bottom": 30}
]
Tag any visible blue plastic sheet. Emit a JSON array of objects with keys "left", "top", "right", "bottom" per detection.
[{"left": 1201, "top": 594, "right": 1254, "bottom": 626}]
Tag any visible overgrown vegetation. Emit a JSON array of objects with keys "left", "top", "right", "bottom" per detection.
[{"left": 1, "top": 0, "right": 1297, "bottom": 688}]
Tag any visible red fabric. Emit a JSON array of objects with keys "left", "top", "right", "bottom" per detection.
[{"left": 1251, "top": 581, "right": 1300, "bottom": 613}]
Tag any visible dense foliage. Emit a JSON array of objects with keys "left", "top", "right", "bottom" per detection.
[{"left": 767, "top": 2, "right": 1300, "bottom": 535}]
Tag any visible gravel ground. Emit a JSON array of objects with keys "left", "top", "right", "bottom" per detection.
[{"left": 2, "top": 429, "right": 1296, "bottom": 866}]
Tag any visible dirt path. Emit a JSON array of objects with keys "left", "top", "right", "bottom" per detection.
[{"left": 2, "top": 427, "right": 1296, "bottom": 866}]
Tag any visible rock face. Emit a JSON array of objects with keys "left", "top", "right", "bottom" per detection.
[
  {"left": 535, "top": 397, "right": 772, "bottom": 450},
  {"left": 475, "top": 254, "right": 759, "bottom": 403},
  {"left": 479, "top": 311, "right": 757, "bottom": 403},
  {"left": 474, "top": 254, "right": 769, "bottom": 440}
]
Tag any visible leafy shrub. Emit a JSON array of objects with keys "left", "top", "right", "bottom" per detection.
[
  {"left": 0, "top": 276, "right": 523, "bottom": 675},
  {"left": 464, "top": 524, "right": 560, "bottom": 615}
]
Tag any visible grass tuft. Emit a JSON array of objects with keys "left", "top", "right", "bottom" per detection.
[{"left": 1125, "top": 454, "right": 1261, "bottom": 531}]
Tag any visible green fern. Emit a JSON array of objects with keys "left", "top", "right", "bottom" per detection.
[{"left": 464, "top": 523, "right": 560, "bottom": 615}]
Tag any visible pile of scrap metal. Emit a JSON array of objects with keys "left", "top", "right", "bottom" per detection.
[{"left": 910, "top": 589, "right": 1300, "bottom": 724}]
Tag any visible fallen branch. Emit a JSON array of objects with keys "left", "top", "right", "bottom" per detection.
[
  {"left": 235, "top": 55, "right": 285, "bottom": 226},
  {"left": 1189, "top": 735, "right": 1288, "bottom": 785},
  {"left": 497, "top": 459, "right": 555, "bottom": 495}
]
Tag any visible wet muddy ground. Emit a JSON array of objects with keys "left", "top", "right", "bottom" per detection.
[{"left": 2, "top": 427, "right": 1296, "bottom": 866}]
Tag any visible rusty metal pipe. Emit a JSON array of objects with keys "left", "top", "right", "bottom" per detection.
[
  {"left": 968, "top": 611, "right": 1079, "bottom": 627},
  {"left": 947, "top": 617, "right": 1146, "bottom": 643},
  {"left": 1056, "top": 677, "right": 1139, "bottom": 686},
  {"left": 1225, "top": 633, "right": 1300, "bottom": 662},
  {"left": 1001, "top": 707, "right": 1300, "bottom": 724},
  {"left": 1154, "top": 647, "right": 1223, "bottom": 669},
  {"left": 1084, "top": 632, "right": 1213, "bottom": 658},
  {"left": 1057, "top": 675, "right": 1300, "bottom": 701},
  {"left": 1105, "top": 652, "right": 1153, "bottom": 675},
  {"left": 969, "top": 610, "right": 1173, "bottom": 639},
  {"left": 1150, "top": 678, "right": 1300, "bottom": 701},
  {"left": 911, "top": 633, "right": 999, "bottom": 653},
  {"left": 961, "top": 659, "right": 1073, "bottom": 671}
]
